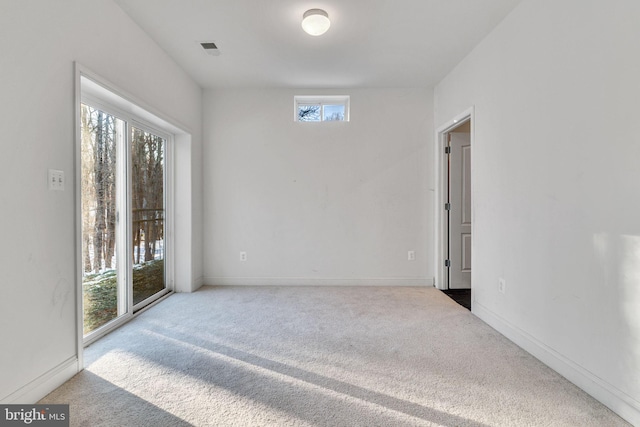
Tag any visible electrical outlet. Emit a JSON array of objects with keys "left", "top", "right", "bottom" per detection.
[
  {"left": 239, "top": 251, "right": 247, "bottom": 262},
  {"left": 48, "top": 169, "right": 64, "bottom": 191},
  {"left": 498, "top": 278, "right": 506, "bottom": 294},
  {"left": 408, "top": 250, "right": 415, "bottom": 261}
]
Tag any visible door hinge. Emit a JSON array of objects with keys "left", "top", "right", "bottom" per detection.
[
  {"left": 444, "top": 203, "right": 451, "bottom": 211},
  {"left": 445, "top": 146, "right": 451, "bottom": 154},
  {"left": 445, "top": 259, "right": 451, "bottom": 267}
]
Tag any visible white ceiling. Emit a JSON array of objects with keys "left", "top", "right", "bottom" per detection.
[{"left": 114, "top": 0, "right": 522, "bottom": 89}]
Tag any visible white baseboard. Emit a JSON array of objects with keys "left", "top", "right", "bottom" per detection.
[
  {"left": 473, "top": 302, "right": 640, "bottom": 426},
  {"left": 204, "top": 277, "right": 433, "bottom": 287},
  {"left": 193, "top": 275, "right": 205, "bottom": 291},
  {"left": 1, "top": 357, "right": 79, "bottom": 404}
]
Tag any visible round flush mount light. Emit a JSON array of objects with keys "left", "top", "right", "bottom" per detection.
[{"left": 302, "top": 9, "right": 331, "bottom": 36}]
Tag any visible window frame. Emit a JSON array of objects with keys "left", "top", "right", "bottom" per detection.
[{"left": 294, "top": 95, "right": 350, "bottom": 122}]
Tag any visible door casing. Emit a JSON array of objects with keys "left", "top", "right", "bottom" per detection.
[
  {"left": 434, "top": 107, "right": 474, "bottom": 294},
  {"left": 75, "top": 65, "right": 176, "bottom": 356}
]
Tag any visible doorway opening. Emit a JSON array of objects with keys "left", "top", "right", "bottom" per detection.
[
  {"left": 78, "top": 72, "right": 175, "bottom": 347},
  {"left": 436, "top": 110, "right": 473, "bottom": 310}
]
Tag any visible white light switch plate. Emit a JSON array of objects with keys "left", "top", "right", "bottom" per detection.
[{"left": 49, "top": 169, "right": 64, "bottom": 191}]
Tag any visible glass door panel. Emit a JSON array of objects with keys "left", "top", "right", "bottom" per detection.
[
  {"left": 80, "top": 104, "right": 126, "bottom": 335},
  {"left": 131, "top": 127, "right": 166, "bottom": 306}
]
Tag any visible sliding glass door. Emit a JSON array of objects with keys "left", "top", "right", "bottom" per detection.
[{"left": 81, "top": 102, "right": 170, "bottom": 340}]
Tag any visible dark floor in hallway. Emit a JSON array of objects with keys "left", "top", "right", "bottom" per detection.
[{"left": 441, "top": 289, "right": 471, "bottom": 310}]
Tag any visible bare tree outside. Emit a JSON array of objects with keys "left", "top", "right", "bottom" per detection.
[
  {"left": 324, "top": 112, "right": 344, "bottom": 121},
  {"left": 131, "top": 127, "right": 165, "bottom": 305},
  {"left": 81, "top": 105, "right": 118, "bottom": 274},
  {"left": 298, "top": 105, "right": 321, "bottom": 121}
]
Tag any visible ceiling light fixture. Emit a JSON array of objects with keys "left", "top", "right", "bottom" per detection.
[{"left": 301, "top": 9, "right": 331, "bottom": 36}]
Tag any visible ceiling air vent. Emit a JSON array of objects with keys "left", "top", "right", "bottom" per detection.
[{"left": 200, "top": 42, "right": 220, "bottom": 56}]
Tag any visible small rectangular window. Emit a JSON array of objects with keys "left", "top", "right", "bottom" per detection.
[{"left": 295, "top": 96, "right": 349, "bottom": 122}]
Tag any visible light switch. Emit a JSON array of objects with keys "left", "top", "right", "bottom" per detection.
[{"left": 49, "top": 169, "right": 64, "bottom": 191}]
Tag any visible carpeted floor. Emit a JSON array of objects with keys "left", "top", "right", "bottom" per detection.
[{"left": 40, "top": 286, "right": 629, "bottom": 426}]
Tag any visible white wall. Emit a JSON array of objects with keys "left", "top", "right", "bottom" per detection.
[
  {"left": 203, "top": 88, "right": 433, "bottom": 286},
  {"left": 0, "top": 0, "right": 202, "bottom": 402},
  {"left": 434, "top": 0, "right": 640, "bottom": 424}
]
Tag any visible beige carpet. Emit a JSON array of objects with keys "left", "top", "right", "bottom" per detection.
[{"left": 40, "top": 286, "right": 629, "bottom": 426}]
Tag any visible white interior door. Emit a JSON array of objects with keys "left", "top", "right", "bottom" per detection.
[{"left": 448, "top": 131, "right": 471, "bottom": 289}]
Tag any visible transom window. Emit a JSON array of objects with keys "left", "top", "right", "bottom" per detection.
[{"left": 295, "top": 95, "right": 350, "bottom": 122}]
